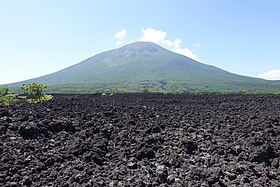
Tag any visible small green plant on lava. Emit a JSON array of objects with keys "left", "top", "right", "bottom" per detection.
[
  {"left": 110, "top": 89, "right": 116, "bottom": 96},
  {"left": 21, "top": 83, "right": 53, "bottom": 103},
  {"left": 143, "top": 88, "right": 149, "bottom": 93},
  {"left": 0, "top": 86, "right": 19, "bottom": 106}
]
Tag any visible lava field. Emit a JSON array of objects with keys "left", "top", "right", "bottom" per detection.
[{"left": 0, "top": 93, "right": 280, "bottom": 186}]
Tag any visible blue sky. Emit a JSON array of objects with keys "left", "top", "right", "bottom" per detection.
[{"left": 0, "top": 0, "right": 280, "bottom": 84}]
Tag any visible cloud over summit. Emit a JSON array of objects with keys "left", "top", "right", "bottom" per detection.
[
  {"left": 114, "top": 28, "right": 199, "bottom": 61},
  {"left": 114, "top": 29, "right": 127, "bottom": 45},
  {"left": 139, "top": 28, "right": 199, "bottom": 61}
]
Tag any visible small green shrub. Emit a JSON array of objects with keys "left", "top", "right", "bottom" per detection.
[
  {"left": 110, "top": 90, "right": 116, "bottom": 96},
  {"left": 189, "top": 91, "right": 199, "bottom": 95},
  {"left": 25, "top": 94, "right": 53, "bottom": 104},
  {"left": 253, "top": 90, "right": 262, "bottom": 95},
  {"left": 239, "top": 89, "right": 249, "bottom": 94},
  {"left": 21, "top": 83, "right": 53, "bottom": 103},
  {"left": 0, "top": 93, "right": 18, "bottom": 106},
  {"left": 21, "top": 83, "right": 46, "bottom": 97},
  {"left": 0, "top": 86, "right": 9, "bottom": 96},
  {"left": 143, "top": 88, "right": 149, "bottom": 93},
  {"left": 0, "top": 86, "right": 18, "bottom": 106},
  {"left": 101, "top": 92, "right": 107, "bottom": 96}
]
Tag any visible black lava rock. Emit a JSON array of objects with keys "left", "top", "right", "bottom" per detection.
[
  {"left": 0, "top": 93, "right": 280, "bottom": 186},
  {"left": 18, "top": 122, "right": 39, "bottom": 139}
]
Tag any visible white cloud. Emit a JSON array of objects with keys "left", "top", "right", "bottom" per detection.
[
  {"left": 257, "top": 69, "right": 280, "bottom": 80},
  {"left": 139, "top": 28, "right": 167, "bottom": 44},
  {"left": 139, "top": 28, "right": 199, "bottom": 61},
  {"left": 114, "top": 29, "right": 127, "bottom": 40},
  {"left": 114, "top": 29, "right": 127, "bottom": 45},
  {"left": 173, "top": 48, "right": 199, "bottom": 60}
]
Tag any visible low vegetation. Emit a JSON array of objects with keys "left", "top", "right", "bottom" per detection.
[
  {"left": 0, "top": 83, "right": 53, "bottom": 106},
  {"left": 238, "top": 89, "right": 249, "bottom": 94},
  {"left": 142, "top": 88, "right": 149, "bottom": 93},
  {"left": 110, "top": 89, "right": 116, "bottom": 96},
  {"left": 0, "top": 86, "right": 19, "bottom": 106},
  {"left": 21, "top": 83, "right": 53, "bottom": 103}
]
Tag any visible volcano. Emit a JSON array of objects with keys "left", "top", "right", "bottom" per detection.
[{"left": 8, "top": 42, "right": 280, "bottom": 93}]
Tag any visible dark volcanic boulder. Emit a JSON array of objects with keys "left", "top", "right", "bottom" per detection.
[
  {"left": 182, "top": 139, "right": 197, "bottom": 155},
  {"left": 0, "top": 108, "right": 12, "bottom": 118},
  {"left": 18, "top": 122, "right": 39, "bottom": 139},
  {"left": 251, "top": 144, "right": 276, "bottom": 165},
  {"left": 48, "top": 121, "right": 76, "bottom": 133}
]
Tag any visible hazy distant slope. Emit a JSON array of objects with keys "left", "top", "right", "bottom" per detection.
[{"left": 8, "top": 42, "right": 280, "bottom": 93}]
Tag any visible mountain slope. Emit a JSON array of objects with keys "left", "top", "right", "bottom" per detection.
[{"left": 8, "top": 42, "right": 280, "bottom": 93}]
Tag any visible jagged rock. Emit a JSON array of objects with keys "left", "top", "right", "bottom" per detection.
[{"left": 0, "top": 94, "right": 280, "bottom": 186}]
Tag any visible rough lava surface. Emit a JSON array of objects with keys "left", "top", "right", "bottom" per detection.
[{"left": 0, "top": 93, "right": 280, "bottom": 186}]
